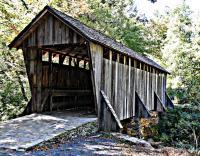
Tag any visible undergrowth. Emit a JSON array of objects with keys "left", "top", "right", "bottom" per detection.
[{"left": 154, "top": 103, "right": 200, "bottom": 154}]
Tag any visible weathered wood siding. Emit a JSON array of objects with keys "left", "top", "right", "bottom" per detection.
[
  {"left": 42, "top": 62, "right": 92, "bottom": 90},
  {"left": 89, "top": 44, "right": 167, "bottom": 120},
  {"left": 27, "top": 13, "right": 85, "bottom": 47},
  {"left": 21, "top": 12, "right": 167, "bottom": 119},
  {"left": 89, "top": 43, "right": 103, "bottom": 113},
  {"left": 21, "top": 13, "right": 89, "bottom": 113}
]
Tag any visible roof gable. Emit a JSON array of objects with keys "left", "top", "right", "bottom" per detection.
[{"left": 9, "top": 5, "right": 168, "bottom": 73}]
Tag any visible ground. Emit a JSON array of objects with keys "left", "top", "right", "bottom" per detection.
[
  {"left": 0, "top": 110, "right": 97, "bottom": 150},
  {"left": 0, "top": 111, "right": 190, "bottom": 156},
  {"left": 0, "top": 132, "right": 190, "bottom": 156}
]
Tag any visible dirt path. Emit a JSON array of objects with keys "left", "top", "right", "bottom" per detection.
[
  {"left": 0, "top": 133, "right": 190, "bottom": 156},
  {"left": 0, "top": 110, "right": 96, "bottom": 150},
  {"left": 0, "top": 133, "right": 160, "bottom": 156}
]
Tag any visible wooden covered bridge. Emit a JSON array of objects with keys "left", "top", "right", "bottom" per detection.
[{"left": 9, "top": 6, "right": 173, "bottom": 131}]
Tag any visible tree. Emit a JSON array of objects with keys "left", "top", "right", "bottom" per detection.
[{"left": 149, "top": 2, "right": 200, "bottom": 104}]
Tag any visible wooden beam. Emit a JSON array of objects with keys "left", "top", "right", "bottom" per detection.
[
  {"left": 51, "top": 90, "right": 92, "bottom": 96},
  {"left": 154, "top": 92, "right": 166, "bottom": 112},
  {"left": 36, "top": 49, "right": 42, "bottom": 112},
  {"left": 100, "top": 90, "right": 123, "bottom": 131},
  {"left": 135, "top": 91, "right": 151, "bottom": 118},
  {"left": 42, "top": 48, "right": 90, "bottom": 61},
  {"left": 127, "top": 57, "right": 131, "bottom": 117},
  {"left": 165, "top": 92, "right": 174, "bottom": 109},
  {"left": 123, "top": 55, "right": 127, "bottom": 119},
  {"left": 59, "top": 55, "right": 66, "bottom": 65}
]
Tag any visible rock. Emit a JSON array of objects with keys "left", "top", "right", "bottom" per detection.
[
  {"left": 149, "top": 141, "right": 164, "bottom": 149},
  {"left": 17, "top": 148, "right": 26, "bottom": 152},
  {"left": 111, "top": 133, "right": 153, "bottom": 149},
  {"left": 161, "top": 147, "right": 191, "bottom": 156}
]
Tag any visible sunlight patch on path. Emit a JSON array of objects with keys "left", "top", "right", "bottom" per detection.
[{"left": 0, "top": 110, "right": 97, "bottom": 151}]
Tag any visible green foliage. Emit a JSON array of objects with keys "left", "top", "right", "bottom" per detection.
[
  {"left": 155, "top": 104, "right": 200, "bottom": 153},
  {"left": 149, "top": 3, "right": 200, "bottom": 104},
  {"left": 79, "top": 0, "right": 152, "bottom": 54}
]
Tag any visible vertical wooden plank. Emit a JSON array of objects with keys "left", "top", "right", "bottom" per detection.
[
  {"left": 58, "top": 21, "right": 62, "bottom": 44},
  {"left": 48, "top": 15, "right": 53, "bottom": 44},
  {"left": 73, "top": 32, "right": 77, "bottom": 43},
  {"left": 155, "top": 70, "right": 158, "bottom": 95},
  {"left": 89, "top": 42, "right": 103, "bottom": 115},
  {"left": 132, "top": 60, "right": 137, "bottom": 116},
  {"left": 111, "top": 60, "right": 116, "bottom": 111},
  {"left": 152, "top": 68, "right": 156, "bottom": 110},
  {"left": 54, "top": 19, "right": 59, "bottom": 44},
  {"left": 163, "top": 74, "right": 167, "bottom": 106},
  {"left": 44, "top": 18, "right": 48, "bottom": 45},
  {"left": 65, "top": 26, "right": 69, "bottom": 43},
  {"left": 37, "top": 23, "right": 43, "bottom": 46},
  {"left": 108, "top": 51, "right": 112, "bottom": 103},
  {"left": 30, "top": 49, "right": 37, "bottom": 112},
  {"left": 127, "top": 57, "right": 131, "bottom": 118},
  {"left": 114, "top": 54, "right": 119, "bottom": 117},
  {"left": 146, "top": 66, "right": 150, "bottom": 109},
  {"left": 48, "top": 52, "right": 52, "bottom": 111},
  {"left": 144, "top": 66, "right": 147, "bottom": 108},
  {"left": 61, "top": 24, "right": 66, "bottom": 44},
  {"left": 36, "top": 49, "right": 42, "bottom": 112},
  {"left": 123, "top": 56, "right": 127, "bottom": 119},
  {"left": 130, "top": 66, "right": 134, "bottom": 116},
  {"left": 138, "top": 63, "right": 142, "bottom": 100},
  {"left": 149, "top": 67, "right": 153, "bottom": 110},
  {"left": 118, "top": 63, "right": 123, "bottom": 120}
]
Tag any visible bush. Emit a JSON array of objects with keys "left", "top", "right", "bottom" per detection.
[
  {"left": 0, "top": 81, "right": 27, "bottom": 121},
  {"left": 154, "top": 103, "right": 200, "bottom": 153}
]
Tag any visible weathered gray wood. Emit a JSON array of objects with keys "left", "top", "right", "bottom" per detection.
[
  {"left": 41, "top": 89, "right": 49, "bottom": 111},
  {"left": 149, "top": 67, "right": 153, "bottom": 110},
  {"left": 51, "top": 90, "right": 91, "bottom": 96},
  {"left": 163, "top": 74, "right": 167, "bottom": 106},
  {"left": 36, "top": 49, "right": 42, "bottom": 112},
  {"left": 118, "top": 63, "right": 123, "bottom": 120},
  {"left": 103, "top": 51, "right": 112, "bottom": 104},
  {"left": 154, "top": 92, "right": 166, "bottom": 112},
  {"left": 11, "top": 8, "right": 169, "bottom": 128},
  {"left": 131, "top": 66, "right": 135, "bottom": 116},
  {"left": 123, "top": 56, "right": 127, "bottom": 119},
  {"left": 135, "top": 91, "right": 151, "bottom": 118},
  {"left": 114, "top": 54, "right": 119, "bottom": 116},
  {"left": 144, "top": 67, "right": 147, "bottom": 108},
  {"left": 89, "top": 42, "right": 103, "bottom": 114},
  {"left": 146, "top": 68, "right": 149, "bottom": 108},
  {"left": 44, "top": 18, "right": 49, "bottom": 45},
  {"left": 62, "top": 24, "right": 66, "bottom": 44},
  {"left": 100, "top": 90, "right": 123, "bottom": 131},
  {"left": 48, "top": 15, "right": 53, "bottom": 44},
  {"left": 127, "top": 57, "right": 131, "bottom": 117}
]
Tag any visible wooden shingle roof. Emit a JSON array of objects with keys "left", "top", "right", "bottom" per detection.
[{"left": 9, "top": 5, "right": 169, "bottom": 73}]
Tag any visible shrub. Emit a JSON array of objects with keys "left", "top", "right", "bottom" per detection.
[{"left": 154, "top": 103, "right": 200, "bottom": 153}]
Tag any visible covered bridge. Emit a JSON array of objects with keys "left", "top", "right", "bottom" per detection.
[{"left": 9, "top": 6, "right": 173, "bottom": 131}]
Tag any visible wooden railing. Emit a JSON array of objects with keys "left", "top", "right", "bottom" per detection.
[{"left": 100, "top": 90, "right": 123, "bottom": 131}]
